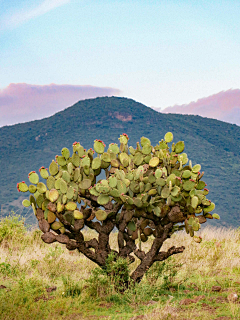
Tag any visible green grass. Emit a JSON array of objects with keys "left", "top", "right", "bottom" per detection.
[{"left": 0, "top": 213, "right": 240, "bottom": 319}]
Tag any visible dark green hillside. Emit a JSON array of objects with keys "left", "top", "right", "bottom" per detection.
[{"left": 0, "top": 96, "right": 239, "bottom": 226}]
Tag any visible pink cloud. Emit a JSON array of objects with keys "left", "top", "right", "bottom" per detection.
[
  {"left": 0, "top": 83, "right": 121, "bottom": 127},
  {"left": 161, "top": 89, "right": 240, "bottom": 126}
]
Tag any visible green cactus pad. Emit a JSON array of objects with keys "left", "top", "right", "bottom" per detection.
[
  {"left": 108, "top": 176, "right": 117, "bottom": 188},
  {"left": 183, "top": 180, "right": 195, "bottom": 191},
  {"left": 49, "top": 161, "right": 59, "bottom": 176},
  {"left": 95, "top": 209, "right": 107, "bottom": 221},
  {"left": 100, "top": 153, "right": 110, "bottom": 163},
  {"left": 153, "top": 206, "right": 161, "bottom": 217},
  {"left": 67, "top": 162, "right": 74, "bottom": 175},
  {"left": 203, "top": 202, "right": 215, "bottom": 213},
  {"left": 117, "top": 180, "right": 127, "bottom": 194},
  {"left": 119, "top": 153, "right": 129, "bottom": 167},
  {"left": 148, "top": 188, "right": 157, "bottom": 196},
  {"left": 22, "top": 199, "right": 30, "bottom": 207},
  {"left": 101, "top": 160, "right": 110, "bottom": 169},
  {"left": 140, "top": 137, "right": 151, "bottom": 146},
  {"left": 191, "top": 196, "right": 198, "bottom": 209},
  {"left": 142, "top": 144, "right": 152, "bottom": 155},
  {"left": 29, "top": 185, "right": 37, "bottom": 193},
  {"left": 62, "top": 147, "right": 70, "bottom": 159},
  {"left": 66, "top": 186, "right": 74, "bottom": 200},
  {"left": 54, "top": 178, "right": 61, "bottom": 190},
  {"left": 161, "top": 186, "right": 170, "bottom": 198},
  {"left": 29, "top": 194, "right": 36, "bottom": 206},
  {"left": 40, "top": 168, "right": 49, "bottom": 179},
  {"left": 96, "top": 184, "right": 110, "bottom": 194},
  {"left": 171, "top": 186, "right": 180, "bottom": 197},
  {"left": 212, "top": 213, "right": 220, "bottom": 219},
  {"left": 65, "top": 202, "right": 77, "bottom": 211},
  {"left": 56, "top": 156, "right": 67, "bottom": 166},
  {"left": 89, "top": 187, "right": 100, "bottom": 196},
  {"left": 29, "top": 172, "right": 39, "bottom": 184},
  {"left": 156, "top": 178, "right": 166, "bottom": 186},
  {"left": 109, "top": 188, "right": 120, "bottom": 197},
  {"left": 97, "top": 194, "right": 110, "bottom": 205},
  {"left": 51, "top": 221, "right": 62, "bottom": 230},
  {"left": 57, "top": 202, "right": 64, "bottom": 213},
  {"left": 149, "top": 157, "right": 159, "bottom": 167},
  {"left": 155, "top": 169, "right": 162, "bottom": 179},
  {"left": 49, "top": 189, "right": 59, "bottom": 202},
  {"left": 133, "top": 153, "right": 144, "bottom": 166},
  {"left": 73, "top": 210, "right": 84, "bottom": 219},
  {"left": 174, "top": 141, "right": 185, "bottom": 153},
  {"left": 71, "top": 153, "right": 80, "bottom": 167},
  {"left": 119, "top": 135, "right": 128, "bottom": 145},
  {"left": 62, "top": 170, "right": 71, "bottom": 183},
  {"left": 129, "top": 146, "right": 136, "bottom": 155},
  {"left": 164, "top": 132, "right": 173, "bottom": 143},
  {"left": 47, "top": 211, "right": 56, "bottom": 224},
  {"left": 108, "top": 143, "right": 119, "bottom": 154},
  {"left": 74, "top": 168, "right": 81, "bottom": 181},
  {"left": 37, "top": 182, "right": 47, "bottom": 194},
  {"left": 166, "top": 174, "right": 176, "bottom": 185},
  {"left": 36, "top": 194, "right": 44, "bottom": 208},
  {"left": 182, "top": 170, "right": 191, "bottom": 179},
  {"left": 94, "top": 140, "right": 105, "bottom": 154},
  {"left": 171, "top": 194, "right": 182, "bottom": 202},
  {"left": 192, "top": 164, "right": 201, "bottom": 173},
  {"left": 127, "top": 221, "right": 136, "bottom": 231},
  {"left": 196, "top": 181, "right": 206, "bottom": 190},
  {"left": 134, "top": 198, "right": 142, "bottom": 207},
  {"left": 46, "top": 176, "right": 55, "bottom": 190},
  {"left": 82, "top": 156, "right": 91, "bottom": 167},
  {"left": 79, "top": 179, "right": 91, "bottom": 189},
  {"left": 92, "top": 157, "right": 101, "bottom": 170},
  {"left": 60, "top": 179, "right": 68, "bottom": 194}
]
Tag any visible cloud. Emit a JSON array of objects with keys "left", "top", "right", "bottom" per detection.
[
  {"left": 1, "top": 0, "right": 71, "bottom": 29},
  {"left": 0, "top": 83, "right": 121, "bottom": 127},
  {"left": 160, "top": 89, "right": 240, "bottom": 126}
]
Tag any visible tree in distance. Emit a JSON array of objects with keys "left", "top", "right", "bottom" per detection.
[{"left": 17, "top": 132, "right": 220, "bottom": 288}]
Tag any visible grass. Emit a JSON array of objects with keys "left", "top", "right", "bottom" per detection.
[{"left": 0, "top": 212, "right": 240, "bottom": 319}]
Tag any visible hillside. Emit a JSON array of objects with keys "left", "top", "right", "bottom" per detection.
[{"left": 0, "top": 96, "right": 239, "bottom": 226}]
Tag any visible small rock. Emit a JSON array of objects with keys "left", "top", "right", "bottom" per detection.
[
  {"left": 212, "top": 286, "right": 221, "bottom": 292},
  {"left": 227, "top": 293, "right": 238, "bottom": 303}
]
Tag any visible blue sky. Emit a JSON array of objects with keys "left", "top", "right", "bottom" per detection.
[{"left": 1, "top": 0, "right": 240, "bottom": 113}]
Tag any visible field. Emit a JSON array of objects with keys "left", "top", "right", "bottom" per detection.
[{"left": 0, "top": 213, "right": 240, "bottom": 320}]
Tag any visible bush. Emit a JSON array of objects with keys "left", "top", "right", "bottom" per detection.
[{"left": 0, "top": 211, "right": 26, "bottom": 243}]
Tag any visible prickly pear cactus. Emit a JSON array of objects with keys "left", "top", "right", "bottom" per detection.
[{"left": 17, "top": 132, "right": 219, "bottom": 284}]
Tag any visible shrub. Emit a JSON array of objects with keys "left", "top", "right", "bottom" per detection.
[{"left": 17, "top": 132, "right": 220, "bottom": 289}]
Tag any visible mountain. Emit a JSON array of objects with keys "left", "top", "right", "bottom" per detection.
[
  {"left": 0, "top": 96, "right": 239, "bottom": 227},
  {"left": 160, "top": 89, "right": 240, "bottom": 126}
]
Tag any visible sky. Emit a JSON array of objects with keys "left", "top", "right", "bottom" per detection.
[{"left": 1, "top": 0, "right": 240, "bottom": 126}]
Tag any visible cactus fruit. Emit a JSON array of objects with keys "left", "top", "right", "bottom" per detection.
[{"left": 17, "top": 132, "right": 218, "bottom": 287}]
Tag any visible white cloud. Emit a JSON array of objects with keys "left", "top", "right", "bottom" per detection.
[{"left": 1, "top": 0, "right": 71, "bottom": 29}]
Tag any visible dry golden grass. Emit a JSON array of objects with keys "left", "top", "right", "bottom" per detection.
[{"left": 0, "top": 216, "right": 240, "bottom": 319}]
